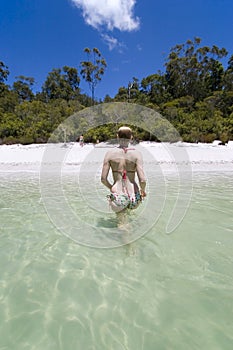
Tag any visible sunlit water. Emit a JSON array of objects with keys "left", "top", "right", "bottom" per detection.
[{"left": 0, "top": 167, "right": 233, "bottom": 349}]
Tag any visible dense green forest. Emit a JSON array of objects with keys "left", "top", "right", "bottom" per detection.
[{"left": 1, "top": 38, "right": 233, "bottom": 144}]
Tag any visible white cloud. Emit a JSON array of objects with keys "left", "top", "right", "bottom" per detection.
[
  {"left": 71, "top": 0, "right": 140, "bottom": 31},
  {"left": 101, "top": 34, "right": 125, "bottom": 51}
]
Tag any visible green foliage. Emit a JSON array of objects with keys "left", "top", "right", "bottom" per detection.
[
  {"left": 80, "top": 48, "right": 107, "bottom": 103},
  {"left": 0, "top": 61, "right": 9, "bottom": 84},
  {"left": 165, "top": 38, "right": 228, "bottom": 101},
  {"left": 42, "top": 66, "right": 80, "bottom": 101},
  {"left": 84, "top": 123, "right": 160, "bottom": 143},
  {"left": 0, "top": 90, "right": 19, "bottom": 114},
  {"left": 0, "top": 112, "right": 23, "bottom": 143},
  {"left": 0, "top": 39, "right": 233, "bottom": 145},
  {"left": 13, "top": 76, "right": 35, "bottom": 102}
]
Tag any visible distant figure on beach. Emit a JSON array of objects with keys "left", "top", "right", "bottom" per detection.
[
  {"left": 101, "top": 126, "right": 146, "bottom": 225},
  {"left": 79, "top": 134, "right": 84, "bottom": 147}
]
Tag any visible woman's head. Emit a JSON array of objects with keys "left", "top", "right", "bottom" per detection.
[{"left": 117, "top": 126, "right": 132, "bottom": 140}]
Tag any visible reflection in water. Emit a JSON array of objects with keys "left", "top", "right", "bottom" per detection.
[{"left": 0, "top": 172, "right": 233, "bottom": 349}]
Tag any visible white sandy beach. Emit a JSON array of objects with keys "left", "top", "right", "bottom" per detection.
[{"left": 0, "top": 141, "right": 232, "bottom": 172}]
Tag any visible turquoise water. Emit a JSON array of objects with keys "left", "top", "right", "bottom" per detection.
[{"left": 0, "top": 170, "right": 233, "bottom": 349}]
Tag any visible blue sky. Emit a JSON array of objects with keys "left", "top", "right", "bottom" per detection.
[{"left": 1, "top": 0, "right": 233, "bottom": 100}]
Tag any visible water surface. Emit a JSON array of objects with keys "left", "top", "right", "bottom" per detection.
[{"left": 0, "top": 170, "right": 233, "bottom": 349}]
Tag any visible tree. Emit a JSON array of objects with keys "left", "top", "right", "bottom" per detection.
[
  {"left": 165, "top": 38, "right": 228, "bottom": 100},
  {"left": 204, "top": 59, "right": 224, "bottom": 92},
  {"left": 127, "top": 77, "right": 140, "bottom": 102},
  {"left": 0, "top": 61, "right": 10, "bottom": 95},
  {"left": 80, "top": 48, "right": 107, "bottom": 104},
  {"left": 223, "top": 54, "right": 233, "bottom": 91},
  {"left": 114, "top": 87, "right": 128, "bottom": 102},
  {"left": 0, "top": 61, "right": 9, "bottom": 83},
  {"left": 42, "top": 66, "right": 80, "bottom": 101},
  {"left": 141, "top": 73, "right": 170, "bottom": 104},
  {"left": 13, "top": 76, "right": 35, "bottom": 102},
  {"left": 0, "top": 112, "right": 23, "bottom": 141},
  {"left": 103, "top": 94, "right": 113, "bottom": 103}
]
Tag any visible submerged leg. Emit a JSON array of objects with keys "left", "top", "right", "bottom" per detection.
[
  {"left": 116, "top": 209, "right": 129, "bottom": 230},
  {"left": 117, "top": 211, "right": 137, "bottom": 255}
]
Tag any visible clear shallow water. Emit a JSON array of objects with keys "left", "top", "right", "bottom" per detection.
[{"left": 0, "top": 171, "right": 233, "bottom": 349}]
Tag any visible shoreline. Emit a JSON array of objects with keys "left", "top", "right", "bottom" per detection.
[{"left": 0, "top": 141, "right": 233, "bottom": 173}]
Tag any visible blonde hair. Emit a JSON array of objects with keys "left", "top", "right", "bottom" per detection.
[{"left": 117, "top": 126, "right": 132, "bottom": 140}]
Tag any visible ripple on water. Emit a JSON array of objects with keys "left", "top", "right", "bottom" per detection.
[{"left": 0, "top": 172, "right": 233, "bottom": 349}]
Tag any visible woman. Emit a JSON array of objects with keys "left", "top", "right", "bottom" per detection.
[{"left": 101, "top": 126, "right": 146, "bottom": 213}]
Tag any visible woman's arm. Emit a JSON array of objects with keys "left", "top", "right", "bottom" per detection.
[
  {"left": 136, "top": 152, "right": 147, "bottom": 197},
  {"left": 101, "top": 153, "right": 112, "bottom": 190}
]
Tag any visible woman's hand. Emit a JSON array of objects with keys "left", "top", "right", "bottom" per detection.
[
  {"left": 140, "top": 189, "right": 146, "bottom": 198},
  {"left": 110, "top": 184, "right": 117, "bottom": 193}
]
